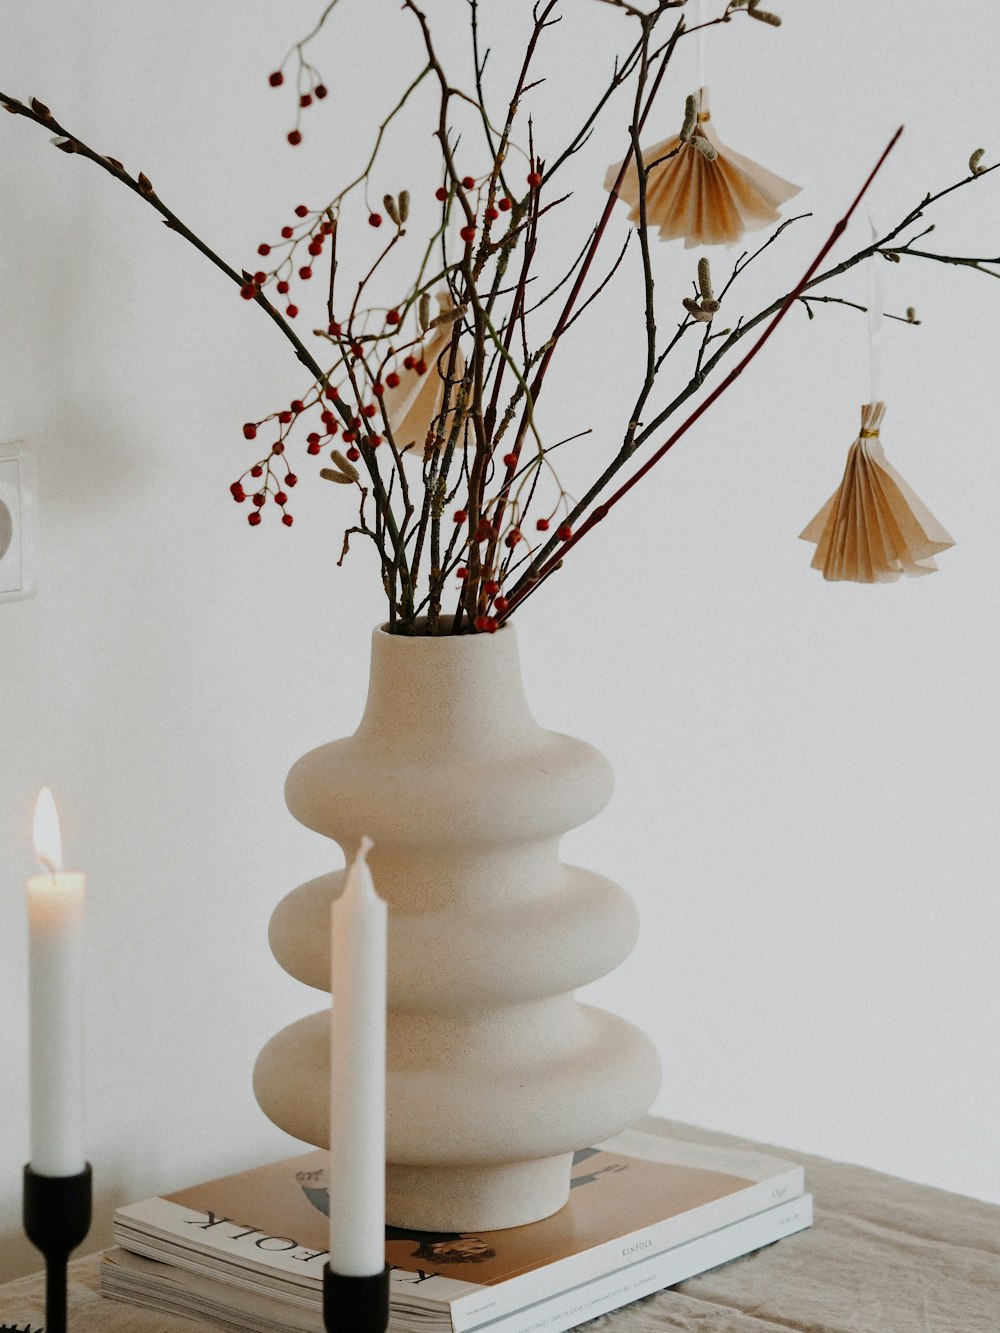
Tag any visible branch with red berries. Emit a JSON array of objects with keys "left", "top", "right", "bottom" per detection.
[{"left": 3, "top": 1, "right": 997, "bottom": 635}]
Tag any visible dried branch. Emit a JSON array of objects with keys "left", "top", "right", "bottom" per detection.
[
  {"left": 500, "top": 126, "right": 905, "bottom": 619},
  {"left": 882, "top": 245, "right": 1000, "bottom": 279},
  {"left": 6, "top": 2, "right": 998, "bottom": 636},
  {"left": 0, "top": 88, "right": 412, "bottom": 581},
  {"left": 799, "top": 295, "right": 922, "bottom": 324}
]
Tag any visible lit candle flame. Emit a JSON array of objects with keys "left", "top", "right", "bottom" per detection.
[{"left": 33, "top": 787, "right": 63, "bottom": 875}]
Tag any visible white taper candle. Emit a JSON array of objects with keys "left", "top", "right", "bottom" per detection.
[
  {"left": 329, "top": 836, "right": 387, "bottom": 1276},
  {"left": 27, "top": 788, "right": 86, "bottom": 1177}
]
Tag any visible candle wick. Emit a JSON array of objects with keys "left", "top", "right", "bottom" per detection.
[{"left": 37, "top": 855, "right": 59, "bottom": 877}]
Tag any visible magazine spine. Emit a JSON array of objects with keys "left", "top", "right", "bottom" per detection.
[
  {"left": 451, "top": 1193, "right": 813, "bottom": 1333},
  {"left": 447, "top": 1167, "right": 804, "bottom": 1328}
]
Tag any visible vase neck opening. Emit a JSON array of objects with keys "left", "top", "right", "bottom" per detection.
[{"left": 356, "top": 622, "right": 541, "bottom": 758}]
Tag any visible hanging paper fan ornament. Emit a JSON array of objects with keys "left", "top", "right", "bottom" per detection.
[
  {"left": 605, "top": 88, "right": 799, "bottom": 247},
  {"left": 799, "top": 402, "right": 955, "bottom": 582},
  {"left": 383, "top": 292, "right": 466, "bottom": 462}
]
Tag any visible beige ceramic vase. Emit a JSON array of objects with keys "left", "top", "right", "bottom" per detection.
[{"left": 253, "top": 621, "right": 661, "bottom": 1231}]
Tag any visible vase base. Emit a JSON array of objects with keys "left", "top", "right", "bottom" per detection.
[{"left": 386, "top": 1153, "right": 573, "bottom": 1232}]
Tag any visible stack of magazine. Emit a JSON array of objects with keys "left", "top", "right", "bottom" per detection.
[{"left": 101, "top": 1127, "right": 812, "bottom": 1332}]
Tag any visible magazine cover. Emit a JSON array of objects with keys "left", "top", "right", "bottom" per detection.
[{"left": 115, "top": 1128, "right": 801, "bottom": 1293}]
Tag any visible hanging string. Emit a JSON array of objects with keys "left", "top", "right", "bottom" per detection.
[
  {"left": 866, "top": 206, "right": 884, "bottom": 404},
  {"left": 694, "top": 0, "right": 707, "bottom": 102}
]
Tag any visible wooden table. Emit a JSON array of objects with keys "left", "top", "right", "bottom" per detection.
[{"left": 3, "top": 1117, "right": 999, "bottom": 1331}]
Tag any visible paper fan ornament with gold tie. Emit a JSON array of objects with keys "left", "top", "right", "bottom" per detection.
[
  {"left": 383, "top": 292, "right": 466, "bottom": 462},
  {"left": 799, "top": 402, "right": 955, "bottom": 582},
  {"left": 605, "top": 88, "right": 799, "bottom": 247}
]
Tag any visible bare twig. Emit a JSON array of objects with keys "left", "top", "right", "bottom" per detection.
[
  {"left": 800, "top": 294, "right": 922, "bottom": 324},
  {"left": 882, "top": 246, "right": 1000, "bottom": 279}
]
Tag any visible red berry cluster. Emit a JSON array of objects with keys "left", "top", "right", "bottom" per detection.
[
  {"left": 230, "top": 162, "right": 552, "bottom": 573},
  {"left": 233, "top": 338, "right": 410, "bottom": 526},
  {"left": 232, "top": 385, "right": 345, "bottom": 527},
  {"left": 534, "top": 517, "right": 572, "bottom": 540},
  {"left": 230, "top": 433, "right": 299, "bottom": 526},
  {"left": 247, "top": 212, "right": 336, "bottom": 315},
  {"left": 446, "top": 490, "right": 573, "bottom": 630},
  {"left": 268, "top": 63, "right": 329, "bottom": 146},
  {"left": 433, "top": 178, "right": 514, "bottom": 253}
]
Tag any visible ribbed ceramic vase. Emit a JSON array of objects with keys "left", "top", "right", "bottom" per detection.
[{"left": 253, "top": 621, "right": 661, "bottom": 1231}]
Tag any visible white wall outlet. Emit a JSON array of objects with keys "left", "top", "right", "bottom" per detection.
[{"left": 0, "top": 443, "right": 37, "bottom": 603}]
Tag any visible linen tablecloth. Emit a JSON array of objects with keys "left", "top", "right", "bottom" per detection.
[{"left": 2, "top": 1117, "right": 998, "bottom": 1332}]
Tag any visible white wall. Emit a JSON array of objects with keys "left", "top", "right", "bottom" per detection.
[{"left": 2, "top": 0, "right": 998, "bottom": 1281}]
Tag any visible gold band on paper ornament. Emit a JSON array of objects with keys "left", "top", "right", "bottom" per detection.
[
  {"left": 799, "top": 402, "right": 955, "bottom": 582},
  {"left": 605, "top": 88, "right": 799, "bottom": 247}
]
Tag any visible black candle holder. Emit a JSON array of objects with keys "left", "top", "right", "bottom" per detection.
[
  {"left": 323, "top": 1262, "right": 390, "bottom": 1333},
  {"left": 22, "top": 1163, "right": 92, "bottom": 1333}
]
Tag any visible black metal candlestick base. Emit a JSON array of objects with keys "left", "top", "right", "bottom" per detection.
[
  {"left": 22, "top": 1163, "right": 92, "bottom": 1333},
  {"left": 323, "top": 1262, "right": 390, "bottom": 1333}
]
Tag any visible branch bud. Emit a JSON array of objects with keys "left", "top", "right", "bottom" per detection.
[
  {"left": 430, "top": 303, "right": 467, "bottom": 329},
  {"left": 697, "top": 257, "right": 714, "bottom": 300},
  {"left": 383, "top": 193, "right": 401, "bottom": 226},
  {"left": 398, "top": 189, "right": 410, "bottom": 223},
  {"left": 418, "top": 292, "right": 432, "bottom": 331},
  {"left": 748, "top": 5, "right": 782, "bottom": 24},
  {"left": 137, "top": 171, "right": 154, "bottom": 194},
  {"left": 969, "top": 148, "right": 986, "bottom": 176},
  {"left": 906, "top": 307, "right": 920, "bottom": 324},
  {"left": 31, "top": 97, "right": 52, "bottom": 119},
  {"left": 330, "top": 449, "right": 360, "bottom": 481},
  {"left": 320, "top": 467, "right": 355, "bottom": 485},
  {"left": 691, "top": 136, "right": 718, "bottom": 162},
  {"left": 680, "top": 94, "right": 698, "bottom": 142},
  {"left": 682, "top": 296, "right": 713, "bottom": 322},
  {"left": 50, "top": 135, "right": 76, "bottom": 153}
]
